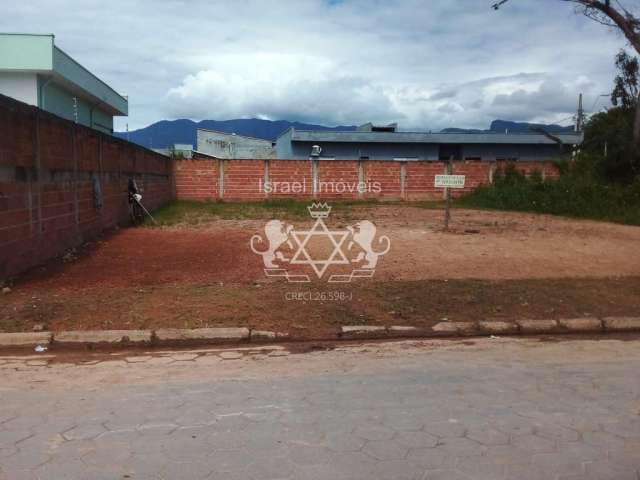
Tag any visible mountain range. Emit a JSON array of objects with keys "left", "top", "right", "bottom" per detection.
[
  {"left": 441, "top": 120, "right": 575, "bottom": 134},
  {"left": 115, "top": 118, "right": 575, "bottom": 149},
  {"left": 114, "top": 119, "right": 357, "bottom": 149}
]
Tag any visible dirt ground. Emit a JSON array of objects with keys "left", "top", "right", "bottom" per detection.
[{"left": 1, "top": 205, "right": 639, "bottom": 335}]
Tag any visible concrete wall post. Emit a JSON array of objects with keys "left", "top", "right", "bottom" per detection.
[
  {"left": 400, "top": 161, "right": 407, "bottom": 200},
  {"left": 312, "top": 159, "right": 319, "bottom": 199},
  {"left": 489, "top": 162, "right": 496, "bottom": 184},
  {"left": 218, "top": 159, "right": 225, "bottom": 200},
  {"left": 71, "top": 125, "right": 79, "bottom": 235},
  {"left": 263, "top": 159, "right": 270, "bottom": 199},
  {"left": 357, "top": 160, "right": 364, "bottom": 199}
]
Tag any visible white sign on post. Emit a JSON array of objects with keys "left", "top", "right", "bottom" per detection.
[{"left": 434, "top": 175, "right": 466, "bottom": 188}]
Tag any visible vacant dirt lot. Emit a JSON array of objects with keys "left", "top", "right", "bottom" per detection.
[{"left": 1, "top": 204, "right": 639, "bottom": 335}]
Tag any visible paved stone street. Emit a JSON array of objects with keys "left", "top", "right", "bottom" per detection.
[{"left": 0, "top": 337, "right": 639, "bottom": 480}]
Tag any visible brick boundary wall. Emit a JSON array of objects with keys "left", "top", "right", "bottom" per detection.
[
  {"left": 0, "top": 94, "right": 173, "bottom": 280},
  {"left": 175, "top": 153, "right": 559, "bottom": 202}
]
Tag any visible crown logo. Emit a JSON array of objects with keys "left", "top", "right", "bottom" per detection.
[{"left": 308, "top": 202, "right": 332, "bottom": 219}]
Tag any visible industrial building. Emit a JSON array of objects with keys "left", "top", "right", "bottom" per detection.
[
  {"left": 152, "top": 144, "right": 194, "bottom": 158},
  {"left": 197, "top": 128, "right": 276, "bottom": 159},
  {"left": 0, "top": 33, "right": 127, "bottom": 135},
  {"left": 275, "top": 122, "right": 583, "bottom": 161}
]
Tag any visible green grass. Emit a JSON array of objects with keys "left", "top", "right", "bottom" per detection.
[
  {"left": 147, "top": 199, "right": 394, "bottom": 227},
  {"left": 459, "top": 166, "right": 640, "bottom": 226}
]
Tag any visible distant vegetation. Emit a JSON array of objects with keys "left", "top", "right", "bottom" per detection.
[
  {"left": 459, "top": 162, "right": 640, "bottom": 225},
  {"left": 461, "top": 51, "right": 640, "bottom": 226}
]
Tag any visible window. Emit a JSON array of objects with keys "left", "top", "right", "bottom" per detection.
[{"left": 439, "top": 144, "right": 462, "bottom": 161}]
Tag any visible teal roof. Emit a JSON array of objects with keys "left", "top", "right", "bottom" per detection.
[{"left": 0, "top": 33, "right": 127, "bottom": 116}]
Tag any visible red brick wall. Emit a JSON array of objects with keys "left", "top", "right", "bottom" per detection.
[
  {"left": 268, "top": 160, "right": 312, "bottom": 199},
  {"left": 450, "top": 162, "right": 493, "bottom": 199},
  {"left": 497, "top": 160, "right": 560, "bottom": 180},
  {"left": 174, "top": 156, "right": 560, "bottom": 203},
  {"left": 318, "top": 160, "right": 359, "bottom": 199},
  {"left": 0, "top": 94, "right": 173, "bottom": 280},
  {"left": 224, "top": 160, "right": 265, "bottom": 201},
  {"left": 174, "top": 156, "right": 219, "bottom": 201},
  {"left": 363, "top": 161, "right": 402, "bottom": 200},
  {"left": 405, "top": 162, "right": 447, "bottom": 200}
]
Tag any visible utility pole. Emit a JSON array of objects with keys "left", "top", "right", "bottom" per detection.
[{"left": 575, "top": 93, "right": 585, "bottom": 133}]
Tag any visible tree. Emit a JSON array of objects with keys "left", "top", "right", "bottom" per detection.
[
  {"left": 612, "top": 50, "right": 639, "bottom": 110},
  {"left": 582, "top": 107, "right": 638, "bottom": 182},
  {"left": 577, "top": 51, "right": 640, "bottom": 183},
  {"left": 493, "top": 0, "right": 640, "bottom": 144}
]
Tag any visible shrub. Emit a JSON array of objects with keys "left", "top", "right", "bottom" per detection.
[{"left": 460, "top": 160, "right": 640, "bottom": 225}]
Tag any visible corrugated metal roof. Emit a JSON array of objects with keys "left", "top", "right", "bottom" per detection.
[{"left": 290, "top": 129, "right": 583, "bottom": 145}]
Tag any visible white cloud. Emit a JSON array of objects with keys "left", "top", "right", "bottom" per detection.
[
  {"left": 0, "top": 0, "right": 631, "bottom": 130},
  {"left": 165, "top": 53, "right": 400, "bottom": 125}
]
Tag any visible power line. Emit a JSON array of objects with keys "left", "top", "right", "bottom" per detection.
[
  {"left": 491, "top": 0, "right": 509, "bottom": 10},
  {"left": 589, "top": 94, "right": 610, "bottom": 113}
]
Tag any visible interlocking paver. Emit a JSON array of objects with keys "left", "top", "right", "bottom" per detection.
[
  {"left": 395, "top": 431, "right": 439, "bottom": 448},
  {"left": 287, "top": 445, "right": 334, "bottom": 466},
  {"left": 362, "top": 439, "right": 408, "bottom": 460},
  {"left": 353, "top": 424, "right": 395, "bottom": 441},
  {"left": 534, "top": 423, "right": 580, "bottom": 442},
  {"left": 0, "top": 338, "right": 639, "bottom": 479},
  {"left": 0, "top": 429, "right": 33, "bottom": 445},
  {"left": 434, "top": 437, "right": 487, "bottom": 457},
  {"left": 424, "top": 421, "right": 466, "bottom": 438},
  {"left": 466, "top": 425, "right": 509, "bottom": 446},
  {"left": 325, "top": 432, "right": 367, "bottom": 452},
  {"left": 61, "top": 423, "right": 106, "bottom": 441},
  {"left": 406, "top": 447, "right": 449, "bottom": 469},
  {"left": 424, "top": 469, "right": 472, "bottom": 480},
  {"left": 603, "top": 419, "right": 640, "bottom": 439},
  {"left": 455, "top": 456, "right": 506, "bottom": 480},
  {"left": 510, "top": 433, "right": 556, "bottom": 454}
]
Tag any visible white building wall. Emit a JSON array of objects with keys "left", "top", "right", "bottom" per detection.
[
  {"left": 0, "top": 72, "right": 38, "bottom": 106},
  {"left": 197, "top": 129, "right": 275, "bottom": 159}
]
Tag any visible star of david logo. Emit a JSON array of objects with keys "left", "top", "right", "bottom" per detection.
[{"left": 289, "top": 217, "right": 350, "bottom": 278}]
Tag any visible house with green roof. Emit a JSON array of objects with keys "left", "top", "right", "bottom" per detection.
[{"left": 0, "top": 33, "right": 127, "bottom": 134}]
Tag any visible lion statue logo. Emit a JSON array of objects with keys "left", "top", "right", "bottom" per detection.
[
  {"left": 250, "top": 220, "right": 293, "bottom": 269},
  {"left": 347, "top": 220, "right": 391, "bottom": 269}
]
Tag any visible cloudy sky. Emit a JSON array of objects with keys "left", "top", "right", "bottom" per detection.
[{"left": 2, "top": 0, "right": 634, "bottom": 131}]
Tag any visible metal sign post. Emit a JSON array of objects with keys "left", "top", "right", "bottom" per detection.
[
  {"left": 444, "top": 159, "right": 452, "bottom": 230},
  {"left": 434, "top": 161, "right": 466, "bottom": 231}
]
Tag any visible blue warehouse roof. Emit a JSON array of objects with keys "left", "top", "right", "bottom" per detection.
[{"left": 283, "top": 128, "right": 583, "bottom": 145}]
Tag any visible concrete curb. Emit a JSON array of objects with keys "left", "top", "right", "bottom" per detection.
[
  {"left": 559, "top": 318, "right": 603, "bottom": 332},
  {"left": 341, "top": 325, "right": 388, "bottom": 338},
  {"left": 431, "top": 321, "right": 479, "bottom": 336},
  {"left": 516, "top": 319, "right": 560, "bottom": 334},
  {"left": 54, "top": 330, "right": 152, "bottom": 345},
  {"left": 0, "top": 332, "right": 52, "bottom": 347},
  {"left": 602, "top": 317, "right": 640, "bottom": 332},
  {"left": 155, "top": 327, "right": 250, "bottom": 343},
  {"left": 0, "top": 317, "right": 638, "bottom": 350},
  {"left": 478, "top": 321, "right": 519, "bottom": 335}
]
